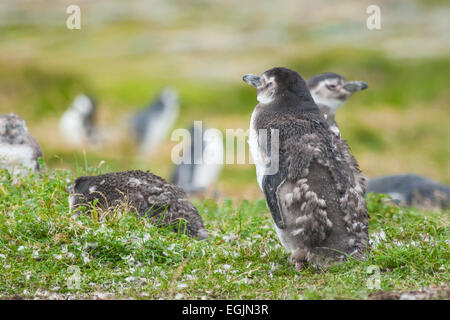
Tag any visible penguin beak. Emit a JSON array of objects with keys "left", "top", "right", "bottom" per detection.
[
  {"left": 243, "top": 74, "right": 261, "bottom": 88},
  {"left": 343, "top": 81, "right": 368, "bottom": 93}
]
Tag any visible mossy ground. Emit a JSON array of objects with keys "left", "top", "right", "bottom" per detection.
[{"left": 0, "top": 168, "right": 448, "bottom": 299}]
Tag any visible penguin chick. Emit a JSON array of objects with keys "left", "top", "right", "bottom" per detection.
[
  {"left": 307, "top": 75, "right": 449, "bottom": 210},
  {"left": 0, "top": 113, "right": 43, "bottom": 175},
  {"left": 243, "top": 67, "right": 369, "bottom": 269},
  {"left": 306, "top": 73, "right": 368, "bottom": 135},
  {"left": 171, "top": 124, "right": 223, "bottom": 195},
  {"left": 59, "top": 94, "right": 100, "bottom": 147},
  {"left": 367, "top": 174, "right": 450, "bottom": 210},
  {"left": 68, "top": 170, "right": 209, "bottom": 240},
  {"left": 131, "top": 88, "right": 179, "bottom": 155}
]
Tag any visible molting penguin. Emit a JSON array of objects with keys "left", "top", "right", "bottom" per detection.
[
  {"left": 367, "top": 174, "right": 450, "bottom": 210},
  {"left": 0, "top": 113, "right": 43, "bottom": 175},
  {"left": 307, "top": 75, "right": 449, "bottom": 210},
  {"left": 68, "top": 170, "right": 209, "bottom": 240},
  {"left": 243, "top": 67, "right": 369, "bottom": 269},
  {"left": 307, "top": 73, "right": 368, "bottom": 136},
  {"left": 171, "top": 123, "right": 223, "bottom": 195},
  {"left": 131, "top": 88, "right": 179, "bottom": 155},
  {"left": 59, "top": 94, "right": 100, "bottom": 147}
]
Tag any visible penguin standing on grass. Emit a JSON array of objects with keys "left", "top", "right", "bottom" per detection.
[
  {"left": 306, "top": 72, "right": 368, "bottom": 136},
  {"left": 131, "top": 88, "right": 179, "bottom": 155},
  {"left": 171, "top": 124, "right": 223, "bottom": 195},
  {"left": 59, "top": 94, "right": 100, "bottom": 147},
  {"left": 307, "top": 74, "right": 449, "bottom": 210},
  {"left": 243, "top": 67, "right": 368, "bottom": 269}
]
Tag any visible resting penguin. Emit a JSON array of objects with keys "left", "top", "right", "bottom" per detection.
[
  {"left": 171, "top": 124, "right": 223, "bottom": 195},
  {"left": 131, "top": 88, "right": 179, "bottom": 155},
  {"left": 0, "top": 113, "right": 43, "bottom": 175},
  {"left": 59, "top": 94, "right": 100, "bottom": 147},
  {"left": 367, "top": 174, "right": 450, "bottom": 210},
  {"left": 306, "top": 73, "right": 368, "bottom": 136},
  {"left": 68, "top": 170, "right": 209, "bottom": 240},
  {"left": 243, "top": 67, "right": 369, "bottom": 269}
]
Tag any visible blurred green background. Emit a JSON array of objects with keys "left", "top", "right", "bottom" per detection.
[{"left": 0, "top": 0, "right": 449, "bottom": 200}]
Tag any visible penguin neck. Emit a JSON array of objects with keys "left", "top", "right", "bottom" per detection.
[{"left": 271, "top": 90, "right": 320, "bottom": 114}]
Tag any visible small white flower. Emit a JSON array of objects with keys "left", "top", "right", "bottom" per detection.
[
  {"left": 223, "top": 264, "right": 231, "bottom": 270},
  {"left": 175, "top": 293, "right": 184, "bottom": 299},
  {"left": 81, "top": 252, "right": 90, "bottom": 264},
  {"left": 0, "top": 254, "right": 6, "bottom": 259},
  {"left": 369, "top": 229, "right": 386, "bottom": 247},
  {"left": 17, "top": 246, "right": 25, "bottom": 251},
  {"left": 177, "top": 283, "right": 188, "bottom": 289},
  {"left": 53, "top": 254, "right": 63, "bottom": 260},
  {"left": 125, "top": 276, "right": 135, "bottom": 283}
]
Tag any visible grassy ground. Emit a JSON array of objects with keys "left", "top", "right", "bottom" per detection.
[{"left": 0, "top": 167, "right": 448, "bottom": 299}]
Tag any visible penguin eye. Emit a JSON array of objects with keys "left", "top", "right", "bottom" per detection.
[
  {"left": 326, "top": 84, "right": 337, "bottom": 90},
  {"left": 262, "top": 81, "right": 273, "bottom": 89}
]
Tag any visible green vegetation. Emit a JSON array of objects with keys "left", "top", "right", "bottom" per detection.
[
  {"left": 0, "top": 168, "right": 448, "bottom": 299},
  {"left": 0, "top": 1, "right": 448, "bottom": 300}
]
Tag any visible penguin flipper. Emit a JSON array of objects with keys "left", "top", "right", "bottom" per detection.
[{"left": 262, "top": 172, "right": 286, "bottom": 229}]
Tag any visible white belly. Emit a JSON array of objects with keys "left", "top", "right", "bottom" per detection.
[
  {"left": 0, "top": 143, "right": 37, "bottom": 174},
  {"left": 191, "top": 134, "right": 223, "bottom": 189},
  {"left": 248, "top": 107, "right": 266, "bottom": 190},
  {"left": 59, "top": 110, "right": 87, "bottom": 145},
  {"left": 141, "top": 106, "right": 179, "bottom": 154}
]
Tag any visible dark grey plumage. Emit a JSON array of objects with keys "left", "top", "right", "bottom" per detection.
[
  {"left": 367, "top": 174, "right": 450, "bottom": 210},
  {"left": 306, "top": 72, "right": 368, "bottom": 135},
  {"left": 68, "top": 170, "right": 209, "bottom": 240},
  {"left": 131, "top": 88, "right": 179, "bottom": 155},
  {"left": 0, "top": 113, "right": 43, "bottom": 174},
  {"left": 243, "top": 67, "right": 369, "bottom": 269}
]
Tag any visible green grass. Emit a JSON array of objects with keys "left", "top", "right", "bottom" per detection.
[{"left": 0, "top": 167, "right": 448, "bottom": 299}]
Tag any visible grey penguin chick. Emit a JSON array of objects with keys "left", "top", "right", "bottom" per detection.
[
  {"left": 306, "top": 73, "right": 368, "bottom": 136},
  {"left": 171, "top": 124, "right": 223, "bottom": 195},
  {"left": 0, "top": 113, "right": 43, "bottom": 175},
  {"left": 68, "top": 170, "right": 209, "bottom": 240},
  {"left": 243, "top": 67, "right": 369, "bottom": 269},
  {"left": 367, "top": 174, "right": 450, "bottom": 210},
  {"left": 307, "top": 75, "right": 449, "bottom": 210},
  {"left": 131, "top": 88, "right": 179, "bottom": 155},
  {"left": 59, "top": 94, "right": 100, "bottom": 147}
]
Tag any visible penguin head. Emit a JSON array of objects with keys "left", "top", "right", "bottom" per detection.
[
  {"left": 0, "top": 113, "right": 28, "bottom": 143},
  {"left": 160, "top": 88, "right": 179, "bottom": 109},
  {"left": 243, "top": 67, "right": 312, "bottom": 104},
  {"left": 71, "top": 94, "right": 95, "bottom": 116},
  {"left": 307, "top": 73, "right": 367, "bottom": 112}
]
